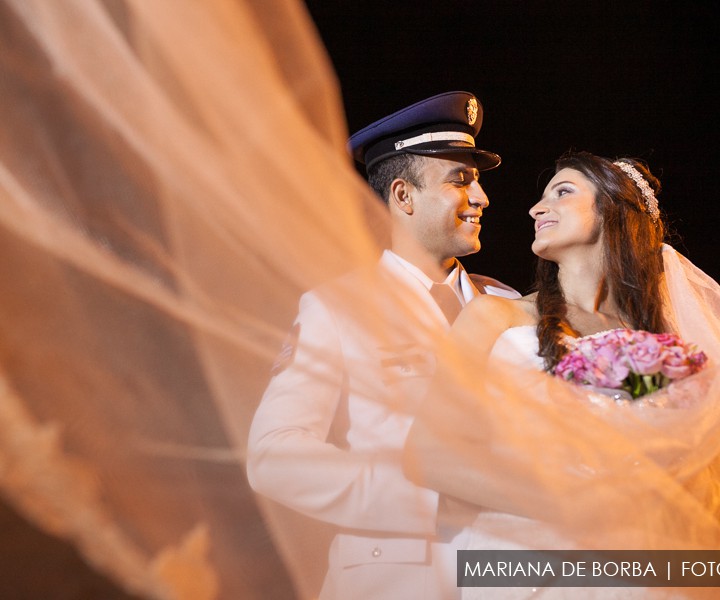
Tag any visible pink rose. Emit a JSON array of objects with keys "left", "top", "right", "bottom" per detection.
[
  {"left": 660, "top": 346, "right": 693, "bottom": 379},
  {"left": 660, "top": 343, "right": 708, "bottom": 379},
  {"left": 688, "top": 350, "right": 708, "bottom": 373},
  {"left": 555, "top": 352, "right": 592, "bottom": 383},
  {"left": 655, "top": 332, "right": 682, "bottom": 347},
  {"left": 624, "top": 333, "right": 665, "bottom": 375},
  {"left": 589, "top": 343, "right": 629, "bottom": 388}
]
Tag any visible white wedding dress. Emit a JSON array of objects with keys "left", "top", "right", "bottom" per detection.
[
  {"left": 489, "top": 326, "right": 545, "bottom": 371},
  {"left": 462, "top": 327, "right": 580, "bottom": 599}
]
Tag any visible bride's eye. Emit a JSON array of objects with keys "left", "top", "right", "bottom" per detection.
[{"left": 556, "top": 186, "right": 572, "bottom": 197}]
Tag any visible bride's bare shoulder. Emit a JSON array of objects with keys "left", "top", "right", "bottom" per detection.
[
  {"left": 519, "top": 292, "right": 538, "bottom": 318},
  {"left": 459, "top": 292, "right": 536, "bottom": 329}
]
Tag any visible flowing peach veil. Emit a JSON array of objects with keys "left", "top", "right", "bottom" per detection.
[
  {"left": 2, "top": 1, "right": 720, "bottom": 599},
  {"left": 0, "top": 0, "right": 385, "bottom": 597}
]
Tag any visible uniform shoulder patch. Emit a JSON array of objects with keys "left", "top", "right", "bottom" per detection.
[{"left": 270, "top": 322, "right": 301, "bottom": 376}]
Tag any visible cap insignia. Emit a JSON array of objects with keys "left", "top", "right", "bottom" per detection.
[{"left": 466, "top": 98, "right": 478, "bottom": 125}]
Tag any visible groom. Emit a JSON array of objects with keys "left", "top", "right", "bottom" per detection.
[{"left": 247, "top": 91, "right": 518, "bottom": 599}]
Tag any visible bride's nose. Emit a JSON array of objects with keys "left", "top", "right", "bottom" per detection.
[{"left": 529, "top": 199, "right": 547, "bottom": 219}]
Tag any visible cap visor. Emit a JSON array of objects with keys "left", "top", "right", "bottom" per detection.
[{"left": 405, "top": 146, "right": 501, "bottom": 172}]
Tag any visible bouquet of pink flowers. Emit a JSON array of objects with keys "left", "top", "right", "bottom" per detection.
[{"left": 555, "top": 329, "right": 708, "bottom": 399}]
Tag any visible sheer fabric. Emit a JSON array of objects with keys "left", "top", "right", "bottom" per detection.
[
  {"left": 1, "top": 1, "right": 720, "bottom": 600},
  {"left": 409, "top": 245, "right": 720, "bottom": 555},
  {"left": 0, "top": 0, "right": 384, "bottom": 598}
]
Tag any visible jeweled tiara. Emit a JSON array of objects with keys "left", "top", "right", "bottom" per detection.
[{"left": 613, "top": 161, "right": 660, "bottom": 222}]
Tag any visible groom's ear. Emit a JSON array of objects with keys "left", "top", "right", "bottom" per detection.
[{"left": 389, "top": 178, "right": 413, "bottom": 215}]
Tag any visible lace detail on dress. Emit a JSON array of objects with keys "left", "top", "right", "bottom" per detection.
[{"left": 562, "top": 327, "right": 629, "bottom": 348}]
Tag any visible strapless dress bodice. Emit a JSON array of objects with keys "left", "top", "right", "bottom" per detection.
[{"left": 489, "top": 325, "right": 544, "bottom": 371}]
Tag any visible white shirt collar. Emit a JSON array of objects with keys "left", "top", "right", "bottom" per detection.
[{"left": 382, "top": 250, "right": 474, "bottom": 304}]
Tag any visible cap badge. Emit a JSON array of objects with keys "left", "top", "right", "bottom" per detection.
[{"left": 466, "top": 98, "right": 478, "bottom": 125}]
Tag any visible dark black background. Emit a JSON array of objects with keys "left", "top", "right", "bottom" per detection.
[{"left": 304, "top": 0, "right": 719, "bottom": 292}]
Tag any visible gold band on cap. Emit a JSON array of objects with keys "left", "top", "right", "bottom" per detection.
[{"left": 394, "top": 131, "right": 475, "bottom": 151}]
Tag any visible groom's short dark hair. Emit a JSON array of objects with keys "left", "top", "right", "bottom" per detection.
[{"left": 367, "top": 153, "right": 426, "bottom": 204}]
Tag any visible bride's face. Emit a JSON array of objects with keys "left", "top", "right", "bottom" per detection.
[{"left": 529, "top": 167, "right": 603, "bottom": 262}]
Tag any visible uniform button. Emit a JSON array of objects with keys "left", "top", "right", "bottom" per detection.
[{"left": 371, "top": 547, "right": 382, "bottom": 557}]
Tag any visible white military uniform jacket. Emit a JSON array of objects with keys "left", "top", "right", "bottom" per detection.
[{"left": 247, "top": 251, "right": 519, "bottom": 599}]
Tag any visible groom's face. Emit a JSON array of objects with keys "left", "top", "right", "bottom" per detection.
[{"left": 408, "top": 153, "right": 490, "bottom": 263}]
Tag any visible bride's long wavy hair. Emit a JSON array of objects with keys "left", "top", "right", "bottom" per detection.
[{"left": 535, "top": 151, "right": 668, "bottom": 371}]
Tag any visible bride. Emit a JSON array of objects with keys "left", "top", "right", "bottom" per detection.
[
  {"left": 404, "top": 151, "right": 720, "bottom": 598},
  {"left": 448, "top": 150, "right": 671, "bottom": 369}
]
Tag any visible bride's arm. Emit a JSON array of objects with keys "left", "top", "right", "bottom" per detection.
[
  {"left": 403, "top": 295, "right": 540, "bottom": 516},
  {"left": 403, "top": 378, "right": 534, "bottom": 516}
]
